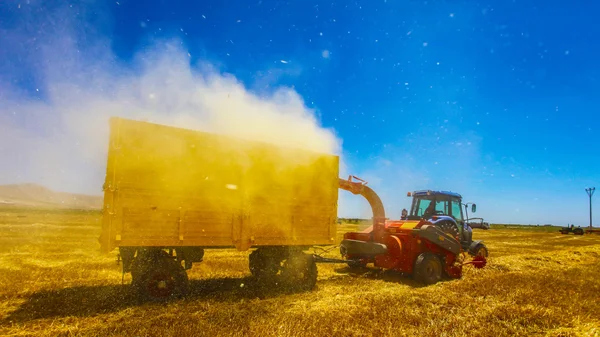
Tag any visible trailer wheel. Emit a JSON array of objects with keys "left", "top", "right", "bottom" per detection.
[
  {"left": 281, "top": 252, "right": 317, "bottom": 291},
  {"left": 413, "top": 252, "right": 442, "bottom": 285},
  {"left": 133, "top": 255, "right": 189, "bottom": 302},
  {"left": 249, "top": 248, "right": 283, "bottom": 280}
]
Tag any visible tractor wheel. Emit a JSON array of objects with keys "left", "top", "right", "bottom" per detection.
[
  {"left": 249, "top": 248, "right": 284, "bottom": 280},
  {"left": 435, "top": 221, "right": 460, "bottom": 241},
  {"left": 574, "top": 228, "right": 584, "bottom": 236},
  {"left": 347, "top": 260, "right": 367, "bottom": 270},
  {"left": 471, "top": 243, "right": 489, "bottom": 258},
  {"left": 132, "top": 253, "right": 189, "bottom": 302},
  {"left": 281, "top": 252, "right": 318, "bottom": 291},
  {"left": 413, "top": 252, "right": 443, "bottom": 285}
]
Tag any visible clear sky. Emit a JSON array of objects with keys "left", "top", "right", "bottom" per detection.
[{"left": 0, "top": 0, "right": 598, "bottom": 225}]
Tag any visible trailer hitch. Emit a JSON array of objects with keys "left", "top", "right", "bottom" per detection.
[{"left": 312, "top": 255, "right": 350, "bottom": 264}]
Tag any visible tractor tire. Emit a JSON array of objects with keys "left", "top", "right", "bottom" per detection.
[
  {"left": 435, "top": 221, "right": 461, "bottom": 241},
  {"left": 574, "top": 228, "right": 584, "bottom": 235},
  {"left": 281, "top": 252, "right": 318, "bottom": 291},
  {"left": 347, "top": 260, "right": 367, "bottom": 270},
  {"left": 249, "top": 248, "right": 284, "bottom": 280},
  {"left": 470, "top": 243, "right": 489, "bottom": 258},
  {"left": 132, "top": 253, "right": 189, "bottom": 302},
  {"left": 413, "top": 252, "right": 443, "bottom": 285}
]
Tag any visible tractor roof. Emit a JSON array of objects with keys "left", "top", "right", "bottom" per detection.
[{"left": 412, "top": 190, "right": 462, "bottom": 198}]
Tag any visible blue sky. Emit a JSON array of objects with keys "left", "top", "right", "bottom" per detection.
[{"left": 0, "top": 0, "right": 598, "bottom": 225}]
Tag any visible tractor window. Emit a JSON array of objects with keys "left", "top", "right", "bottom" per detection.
[
  {"left": 451, "top": 200, "right": 464, "bottom": 222},
  {"left": 414, "top": 199, "right": 432, "bottom": 217},
  {"left": 413, "top": 198, "right": 449, "bottom": 218}
]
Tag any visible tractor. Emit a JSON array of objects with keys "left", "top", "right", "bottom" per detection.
[
  {"left": 333, "top": 178, "right": 488, "bottom": 285},
  {"left": 404, "top": 190, "right": 489, "bottom": 257},
  {"left": 559, "top": 224, "right": 585, "bottom": 235},
  {"left": 467, "top": 217, "right": 491, "bottom": 230}
]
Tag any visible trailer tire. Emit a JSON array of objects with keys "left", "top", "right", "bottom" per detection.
[
  {"left": 413, "top": 252, "right": 442, "bottom": 285},
  {"left": 249, "top": 248, "right": 283, "bottom": 280},
  {"left": 281, "top": 253, "right": 317, "bottom": 291},
  {"left": 133, "top": 255, "right": 189, "bottom": 302}
]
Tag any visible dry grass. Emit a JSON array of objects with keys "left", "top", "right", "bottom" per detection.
[{"left": 0, "top": 208, "right": 599, "bottom": 337}]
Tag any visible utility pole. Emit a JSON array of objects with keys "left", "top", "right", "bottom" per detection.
[{"left": 586, "top": 187, "right": 595, "bottom": 230}]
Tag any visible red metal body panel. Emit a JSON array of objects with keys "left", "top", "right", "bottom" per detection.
[{"left": 343, "top": 218, "right": 463, "bottom": 278}]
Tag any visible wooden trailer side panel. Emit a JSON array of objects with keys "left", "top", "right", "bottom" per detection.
[{"left": 100, "top": 117, "right": 339, "bottom": 253}]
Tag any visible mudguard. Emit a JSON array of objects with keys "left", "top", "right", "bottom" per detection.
[
  {"left": 340, "top": 239, "right": 388, "bottom": 257},
  {"left": 414, "top": 225, "right": 461, "bottom": 255}
]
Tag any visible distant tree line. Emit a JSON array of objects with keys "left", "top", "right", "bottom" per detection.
[{"left": 337, "top": 218, "right": 369, "bottom": 224}]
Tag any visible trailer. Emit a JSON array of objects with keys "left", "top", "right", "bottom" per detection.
[
  {"left": 100, "top": 117, "right": 486, "bottom": 301},
  {"left": 101, "top": 117, "right": 340, "bottom": 300}
]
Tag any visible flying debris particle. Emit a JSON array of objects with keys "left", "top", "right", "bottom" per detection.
[
  {"left": 237, "top": 20, "right": 241, "bottom": 23},
  {"left": 476, "top": 121, "right": 480, "bottom": 125},
  {"left": 565, "top": 50, "right": 570, "bottom": 55},
  {"left": 319, "top": 32, "right": 323, "bottom": 36},
  {"left": 116, "top": 1, "right": 120, "bottom": 4},
  {"left": 322, "top": 50, "right": 330, "bottom": 58},
  {"left": 280, "top": 60, "right": 289, "bottom": 64},
  {"left": 202, "top": 15, "right": 206, "bottom": 19},
  {"left": 18, "top": 3, "right": 21, "bottom": 8},
  {"left": 36, "top": 88, "right": 39, "bottom": 92},
  {"left": 240, "top": 283, "right": 244, "bottom": 288},
  {"left": 511, "top": 174, "right": 515, "bottom": 177},
  {"left": 422, "top": 42, "right": 428, "bottom": 47},
  {"left": 407, "top": 30, "right": 412, "bottom": 36},
  {"left": 180, "top": 28, "right": 184, "bottom": 32},
  {"left": 188, "top": 53, "right": 191, "bottom": 57},
  {"left": 404, "top": 82, "right": 409, "bottom": 86},
  {"left": 226, "top": 184, "right": 238, "bottom": 190},
  {"left": 436, "top": 62, "right": 440, "bottom": 65},
  {"left": 449, "top": 13, "right": 455, "bottom": 17},
  {"left": 148, "top": 93, "right": 155, "bottom": 99},
  {"left": 375, "top": 39, "right": 379, "bottom": 42},
  {"left": 140, "top": 21, "right": 147, "bottom": 28}
]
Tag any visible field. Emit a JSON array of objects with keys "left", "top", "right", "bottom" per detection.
[{"left": 1, "top": 208, "right": 599, "bottom": 336}]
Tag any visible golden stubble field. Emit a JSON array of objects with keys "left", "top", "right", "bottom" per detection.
[{"left": 0, "top": 208, "right": 599, "bottom": 337}]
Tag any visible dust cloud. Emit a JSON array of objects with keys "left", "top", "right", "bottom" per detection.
[{"left": 0, "top": 38, "right": 341, "bottom": 195}]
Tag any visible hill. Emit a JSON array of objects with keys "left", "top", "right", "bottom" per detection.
[{"left": 0, "top": 183, "right": 102, "bottom": 209}]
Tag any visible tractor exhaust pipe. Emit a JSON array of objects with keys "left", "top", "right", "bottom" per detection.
[{"left": 338, "top": 176, "right": 386, "bottom": 241}]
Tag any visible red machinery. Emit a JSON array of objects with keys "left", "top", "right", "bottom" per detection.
[{"left": 332, "top": 176, "right": 486, "bottom": 285}]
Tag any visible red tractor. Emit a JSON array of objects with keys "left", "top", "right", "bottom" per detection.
[{"left": 333, "top": 177, "right": 487, "bottom": 285}]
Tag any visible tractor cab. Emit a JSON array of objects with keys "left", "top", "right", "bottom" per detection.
[{"left": 406, "top": 190, "right": 477, "bottom": 251}]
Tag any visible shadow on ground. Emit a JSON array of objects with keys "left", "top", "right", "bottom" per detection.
[
  {"left": 2, "top": 267, "right": 436, "bottom": 324},
  {"left": 2, "top": 276, "right": 313, "bottom": 324},
  {"left": 333, "top": 265, "right": 458, "bottom": 287}
]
